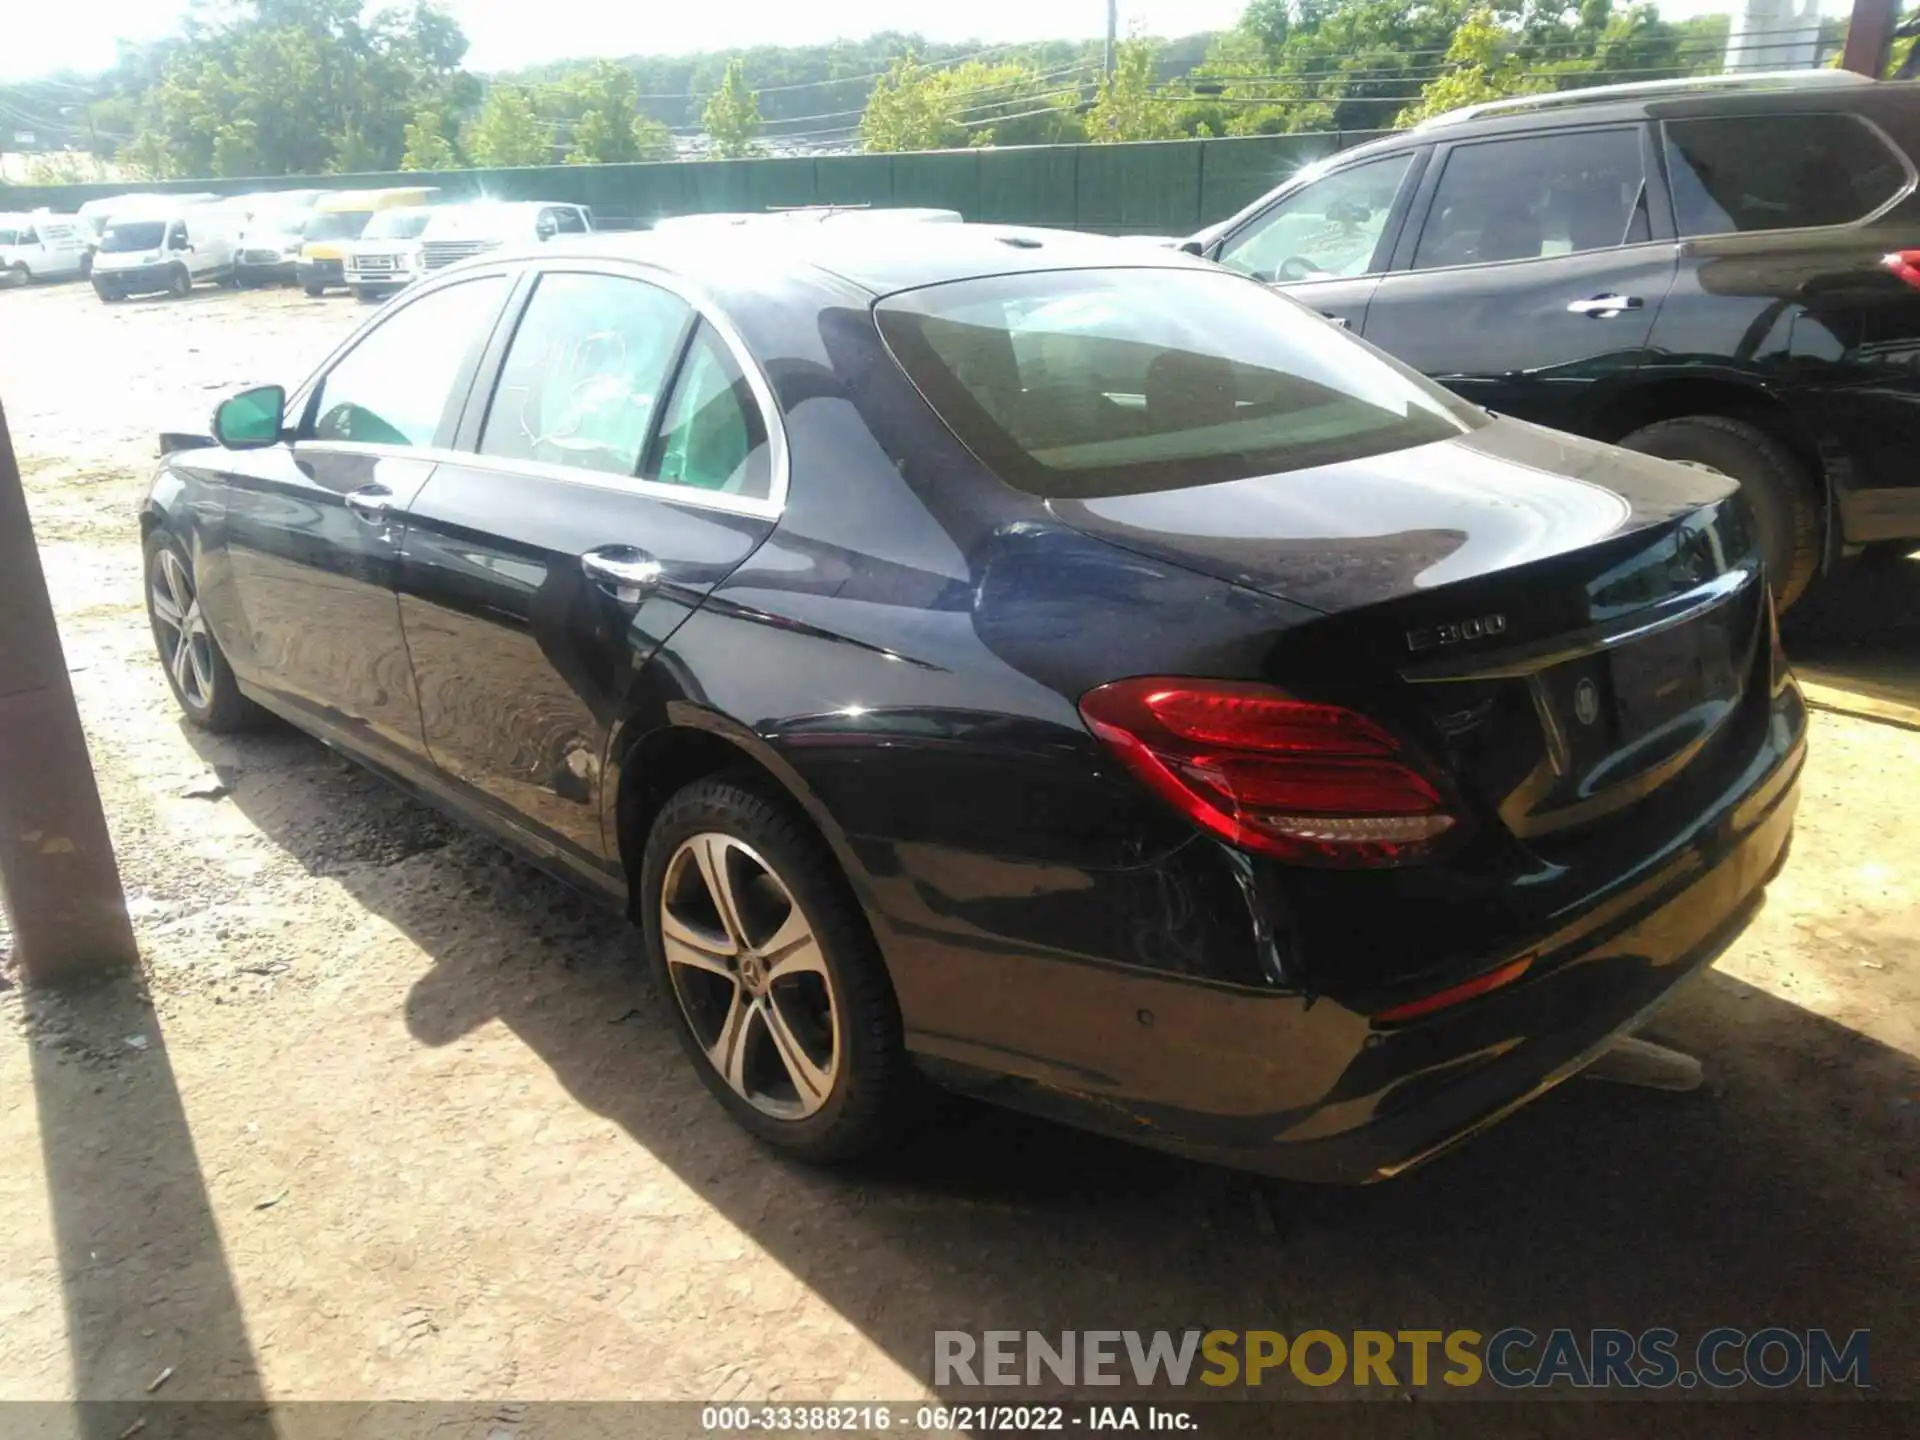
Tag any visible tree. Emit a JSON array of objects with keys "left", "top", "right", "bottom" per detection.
[
  {"left": 702, "top": 57, "right": 765, "bottom": 159},
  {"left": 400, "top": 107, "right": 458, "bottom": 169},
  {"left": 564, "top": 61, "right": 673, "bottom": 164},
  {"left": 465, "top": 85, "right": 550, "bottom": 167},
  {"left": 121, "top": 1, "right": 479, "bottom": 177},
  {"left": 1397, "top": 8, "right": 1548, "bottom": 126},
  {"left": 860, "top": 55, "right": 1082, "bottom": 151},
  {"left": 1086, "top": 37, "right": 1180, "bottom": 143}
]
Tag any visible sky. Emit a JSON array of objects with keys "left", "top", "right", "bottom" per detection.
[{"left": 0, "top": 0, "right": 1851, "bottom": 83}]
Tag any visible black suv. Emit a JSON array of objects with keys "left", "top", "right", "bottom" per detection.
[{"left": 1190, "top": 71, "right": 1920, "bottom": 608}]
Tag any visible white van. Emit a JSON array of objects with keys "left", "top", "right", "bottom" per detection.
[
  {"left": 74, "top": 192, "right": 218, "bottom": 277},
  {"left": 0, "top": 211, "right": 89, "bottom": 286},
  {"left": 91, "top": 205, "right": 243, "bottom": 302}
]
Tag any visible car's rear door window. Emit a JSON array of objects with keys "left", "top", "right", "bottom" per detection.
[
  {"left": 478, "top": 271, "right": 694, "bottom": 479},
  {"left": 644, "top": 322, "right": 772, "bottom": 499},
  {"left": 1662, "top": 113, "right": 1909, "bottom": 236},
  {"left": 876, "top": 267, "right": 1480, "bottom": 499},
  {"left": 1412, "top": 127, "right": 1648, "bottom": 271}
]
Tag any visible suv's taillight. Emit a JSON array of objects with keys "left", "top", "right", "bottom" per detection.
[
  {"left": 1078, "top": 678, "right": 1457, "bottom": 868},
  {"left": 1883, "top": 250, "right": 1920, "bottom": 290}
]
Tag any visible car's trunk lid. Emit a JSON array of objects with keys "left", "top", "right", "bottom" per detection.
[{"left": 1048, "top": 418, "right": 1769, "bottom": 848}]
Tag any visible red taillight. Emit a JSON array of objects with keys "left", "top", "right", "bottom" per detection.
[
  {"left": 1883, "top": 250, "right": 1920, "bottom": 290},
  {"left": 1077, "top": 678, "right": 1458, "bottom": 867}
]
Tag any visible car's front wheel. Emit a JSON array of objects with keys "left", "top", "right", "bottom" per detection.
[
  {"left": 167, "top": 266, "right": 192, "bottom": 299},
  {"left": 143, "top": 529, "right": 262, "bottom": 732},
  {"left": 640, "top": 775, "right": 919, "bottom": 1163},
  {"left": 1618, "top": 415, "right": 1819, "bottom": 610},
  {"left": 303, "top": 282, "right": 326, "bottom": 298}
]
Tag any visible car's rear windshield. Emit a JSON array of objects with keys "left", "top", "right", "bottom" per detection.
[
  {"left": 305, "top": 210, "right": 373, "bottom": 241},
  {"left": 875, "top": 267, "right": 1481, "bottom": 498},
  {"left": 364, "top": 208, "right": 433, "bottom": 239},
  {"left": 100, "top": 220, "right": 166, "bottom": 253}
]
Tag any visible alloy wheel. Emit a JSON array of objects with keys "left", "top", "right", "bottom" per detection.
[
  {"left": 150, "top": 548, "right": 215, "bottom": 710},
  {"left": 660, "top": 832, "right": 841, "bottom": 1120}
]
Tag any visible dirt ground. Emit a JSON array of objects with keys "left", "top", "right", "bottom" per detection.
[{"left": 0, "top": 277, "right": 1916, "bottom": 1417}]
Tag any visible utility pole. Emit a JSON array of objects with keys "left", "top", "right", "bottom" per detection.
[
  {"left": 1105, "top": 0, "right": 1118, "bottom": 79},
  {"left": 1841, "top": 0, "right": 1899, "bottom": 76},
  {"left": 0, "top": 399, "right": 138, "bottom": 987}
]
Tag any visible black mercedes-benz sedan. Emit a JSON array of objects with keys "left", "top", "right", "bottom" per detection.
[{"left": 141, "top": 226, "right": 1806, "bottom": 1182}]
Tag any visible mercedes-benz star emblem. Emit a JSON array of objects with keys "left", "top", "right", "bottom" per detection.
[{"left": 1574, "top": 678, "right": 1601, "bottom": 727}]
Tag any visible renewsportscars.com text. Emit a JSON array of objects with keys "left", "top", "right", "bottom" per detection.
[{"left": 934, "top": 1327, "right": 1870, "bottom": 1391}]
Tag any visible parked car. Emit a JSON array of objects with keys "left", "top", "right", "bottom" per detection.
[
  {"left": 1190, "top": 70, "right": 1920, "bottom": 609},
  {"left": 74, "top": 191, "right": 217, "bottom": 277},
  {"left": 92, "top": 204, "right": 242, "bottom": 301},
  {"left": 0, "top": 211, "right": 89, "bottom": 286},
  {"left": 648, "top": 207, "right": 963, "bottom": 239},
  {"left": 415, "top": 200, "right": 592, "bottom": 275},
  {"left": 299, "top": 187, "right": 438, "bottom": 296},
  {"left": 237, "top": 203, "right": 320, "bottom": 287},
  {"left": 142, "top": 226, "right": 1804, "bottom": 1182},
  {"left": 342, "top": 205, "right": 437, "bottom": 299}
]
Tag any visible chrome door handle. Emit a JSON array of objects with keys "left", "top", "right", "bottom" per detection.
[
  {"left": 1566, "top": 294, "right": 1644, "bottom": 317},
  {"left": 344, "top": 484, "right": 394, "bottom": 521},
  {"left": 581, "top": 546, "right": 664, "bottom": 604},
  {"left": 1318, "top": 311, "right": 1351, "bottom": 329}
]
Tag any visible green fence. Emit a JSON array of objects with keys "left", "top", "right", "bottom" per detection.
[{"left": 0, "top": 132, "right": 1387, "bottom": 236}]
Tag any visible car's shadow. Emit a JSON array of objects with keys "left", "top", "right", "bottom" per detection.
[
  {"left": 178, "top": 719, "right": 1920, "bottom": 1410},
  {"left": 1784, "top": 547, "right": 1920, "bottom": 712}
]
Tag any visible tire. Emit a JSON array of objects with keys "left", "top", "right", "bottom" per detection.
[
  {"left": 351, "top": 285, "right": 377, "bottom": 303},
  {"left": 640, "top": 774, "right": 920, "bottom": 1163},
  {"left": 168, "top": 265, "right": 192, "bottom": 298},
  {"left": 143, "top": 529, "right": 264, "bottom": 733},
  {"left": 94, "top": 283, "right": 122, "bottom": 303},
  {"left": 303, "top": 282, "right": 326, "bottom": 298},
  {"left": 79, "top": 252, "right": 93, "bottom": 280},
  {"left": 3, "top": 264, "right": 27, "bottom": 289},
  {"left": 1619, "top": 415, "right": 1820, "bottom": 611}
]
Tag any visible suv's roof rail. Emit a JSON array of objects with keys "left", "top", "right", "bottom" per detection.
[{"left": 1414, "top": 69, "right": 1876, "bottom": 131}]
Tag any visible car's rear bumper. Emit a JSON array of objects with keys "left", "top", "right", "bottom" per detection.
[{"left": 907, "top": 693, "right": 1805, "bottom": 1184}]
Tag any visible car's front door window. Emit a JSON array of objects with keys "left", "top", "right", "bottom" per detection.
[
  {"left": 1411, "top": 127, "right": 1647, "bottom": 271},
  {"left": 1217, "top": 153, "right": 1415, "bottom": 284},
  {"left": 309, "top": 276, "right": 509, "bottom": 447},
  {"left": 478, "top": 271, "right": 693, "bottom": 479}
]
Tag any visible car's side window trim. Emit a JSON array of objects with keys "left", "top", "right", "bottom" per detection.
[
  {"left": 442, "top": 257, "right": 791, "bottom": 520},
  {"left": 287, "top": 266, "right": 518, "bottom": 442},
  {"left": 1657, "top": 110, "right": 1919, "bottom": 243},
  {"left": 1388, "top": 121, "right": 1668, "bottom": 278}
]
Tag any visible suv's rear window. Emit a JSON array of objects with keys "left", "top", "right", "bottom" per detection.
[
  {"left": 875, "top": 268, "right": 1479, "bottom": 499},
  {"left": 1663, "top": 113, "right": 1909, "bottom": 236}
]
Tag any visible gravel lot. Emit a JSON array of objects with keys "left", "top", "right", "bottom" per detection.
[{"left": 0, "top": 275, "right": 1916, "bottom": 1414}]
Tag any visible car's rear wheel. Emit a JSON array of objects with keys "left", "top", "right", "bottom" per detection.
[
  {"left": 640, "top": 775, "right": 919, "bottom": 1162},
  {"left": 1618, "top": 415, "right": 1819, "bottom": 610},
  {"left": 143, "top": 529, "right": 263, "bottom": 732},
  {"left": 303, "top": 282, "right": 326, "bottom": 298},
  {"left": 4, "top": 263, "right": 28, "bottom": 288},
  {"left": 167, "top": 266, "right": 192, "bottom": 299}
]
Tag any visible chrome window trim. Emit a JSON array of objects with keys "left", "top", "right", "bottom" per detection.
[
  {"left": 477, "top": 258, "right": 790, "bottom": 516},
  {"left": 1659, "top": 110, "right": 1920, "bottom": 243},
  {"left": 295, "top": 441, "right": 784, "bottom": 521},
  {"left": 282, "top": 255, "right": 791, "bottom": 519}
]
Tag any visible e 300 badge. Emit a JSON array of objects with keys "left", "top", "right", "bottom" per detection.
[{"left": 1406, "top": 612, "right": 1508, "bottom": 653}]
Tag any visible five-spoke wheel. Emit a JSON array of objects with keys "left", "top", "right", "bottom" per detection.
[
  {"left": 660, "top": 832, "right": 841, "bottom": 1120},
  {"left": 143, "top": 529, "right": 262, "bottom": 732},
  {"left": 642, "top": 776, "right": 919, "bottom": 1161}
]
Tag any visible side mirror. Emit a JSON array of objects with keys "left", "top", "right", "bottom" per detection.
[
  {"left": 536, "top": 221, "right": 557, "bottom": 241},
  {"left": 212, "top": 385, "right": 286, "bottom": 450},
  {"left": 1177, "top": 239, "right": 1205, "bottom": 256}
]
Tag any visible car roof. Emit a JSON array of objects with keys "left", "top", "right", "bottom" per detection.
[{"left": 532, "top": 222, "right": 1219, "bottom": 297}]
